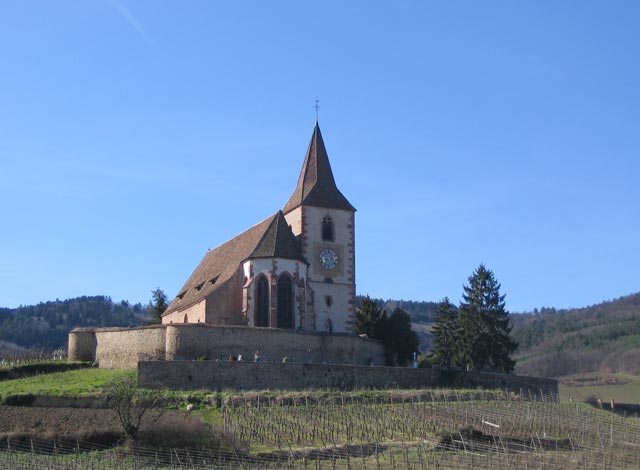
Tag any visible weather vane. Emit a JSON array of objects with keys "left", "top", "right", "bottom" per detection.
[{"left": 314, "top": 97, "right": 320, "bottom": 121}]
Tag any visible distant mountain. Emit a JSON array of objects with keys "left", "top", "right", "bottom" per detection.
[
  {"left": 0, "top": 296, "right": 150, "bottom": 351},
  {"left": 511, "top": 293, "right": 640, "bottom": 377}
]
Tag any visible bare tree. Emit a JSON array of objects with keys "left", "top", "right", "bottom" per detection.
[{"left": 103, "top": 372, "right": 161, "bottom": 439}]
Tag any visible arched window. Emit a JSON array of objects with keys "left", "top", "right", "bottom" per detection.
[
  {"left": 255, "top": 276, "right": 270, "bottom": 327},
  {"left": 322, "top": 216, "right": 334, "bottom": 242},
  {"left": 277, "top": 275, "right": 294, "bottom": 328},
  {"left": 183, "top": 314, "right": 188, "bottom": 323}
]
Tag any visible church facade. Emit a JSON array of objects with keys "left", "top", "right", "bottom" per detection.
[{"left": 161, "top": 123, "right": 357, "bottom": 334}]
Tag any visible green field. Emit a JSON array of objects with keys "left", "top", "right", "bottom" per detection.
[
  {"left": 0, "top": 368, "right": 130, "bottom": 398},
  {"left": 559, "top": 373, "right": 640, "bottom": 404}
]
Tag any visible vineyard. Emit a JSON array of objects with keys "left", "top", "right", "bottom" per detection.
[{"left": 2, "top": 389, "right": 640, "bottom": 469}]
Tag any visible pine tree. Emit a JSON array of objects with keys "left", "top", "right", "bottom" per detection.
[
  {"left": 430, "top": 297, "right": 459, "bottom": 369},
  {"left": 456, "top": 264, "right": 517, "bottom": 373},
  {"left": 149, "top": 288, "right": 168, "bottom": 324},
  {"left": 355, "top": 296, "right": 385, "bottom": 338}
]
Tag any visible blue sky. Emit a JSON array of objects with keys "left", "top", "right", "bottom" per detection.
[{"left": 1, "top": 1, "right": 638, "bottom": 312}]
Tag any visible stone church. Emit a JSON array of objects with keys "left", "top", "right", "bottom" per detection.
[{"left": 161, "top": 123, "right": 356, "bottom": 334}]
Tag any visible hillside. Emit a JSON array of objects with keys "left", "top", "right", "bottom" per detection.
[
  {"left": 0, "top": 296, "right": 149, "bottom": 351},
  {"left": 364, "top": 292, "right": 640, "bottom": 378},
  {"left": 511, "top": 293, "right": 640, "bottom": 377}
]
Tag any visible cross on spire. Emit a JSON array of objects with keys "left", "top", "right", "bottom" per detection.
[{"left": 314, "top": 97, "right": 320, "bottom": 122}]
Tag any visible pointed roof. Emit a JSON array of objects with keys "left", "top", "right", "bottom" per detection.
[
  {"left": 249, "top": 211, "right": 300, "bottom": 259},
  {"left": 283, "top": 123, "right": 355, "bottom": 213},
  {"left": 163, "top": 212, "right": 302, "bottom": 315}
]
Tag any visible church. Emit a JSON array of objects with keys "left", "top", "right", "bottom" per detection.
[{"left": 161, "top": 122, "right": 357, "bottom": 334}]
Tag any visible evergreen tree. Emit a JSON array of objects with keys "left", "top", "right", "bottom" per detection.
[
  {"left": 149, "top": 288, "right": 168, "bottom": 324},
  {"left": 355, "top": 296, "right": 385, "bottom": 338},
  {"left": 383, "top": 308, "right": 419, "bottom": 366},
  {"left": 456, "top": 264, "right": 517, "bottom": 373},
  {"left": 429, "top": 297, "right": 459, "bottom": 369},
  {"left": 356, "top": 298, "right": 419, "bottom": 366}
]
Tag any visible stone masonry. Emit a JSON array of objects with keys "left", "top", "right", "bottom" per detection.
[
  {"left": 68, "top": 323, "right": 385, "bottom": 369},
  {"left": 138, "top": 361, "right": 559, "bottom": 399}
]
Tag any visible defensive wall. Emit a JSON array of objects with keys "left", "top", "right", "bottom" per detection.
[
  {"left": 68, "top": 324, "right": 385, "bottom": 369},
  {"left": 138, "top": 361, "right": 559, "bottom": 398}
]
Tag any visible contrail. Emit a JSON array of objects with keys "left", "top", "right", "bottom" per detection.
[{"left": 109, "top": 0, "right": 155, "bottom": 46}]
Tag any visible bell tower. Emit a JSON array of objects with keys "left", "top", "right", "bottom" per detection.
[{"left": 283, "top": 123, "right": 356, "bottom": 333}]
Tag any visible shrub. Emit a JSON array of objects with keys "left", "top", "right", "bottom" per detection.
[
  {"left": 2, "top": 393, "right": 36, "bottom": 406},
  {"left": 103, "top": 373, "right": 161, "bottom": 439},
  {"left": 134, "top": 412, "right": 238, "bottom": 450}
]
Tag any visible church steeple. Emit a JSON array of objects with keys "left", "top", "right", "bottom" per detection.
[{"left": 283, "top": 123, "right": 355, "bottom": 213}]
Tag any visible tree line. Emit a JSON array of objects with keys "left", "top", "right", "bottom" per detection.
[{"left": 0, "top": 296, "right": 150, "bottom": 351}]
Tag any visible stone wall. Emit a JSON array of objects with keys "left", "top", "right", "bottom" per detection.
[
  {"left": 138, "top": 361, "right": 559, "bottom": 399},
  {"left": 68, "top": 324, "right": 385, "bottom": 369},
  {"left": 69, "top": 325, "right": 167, "bottom": 368},
  {"left": 95, "top": 326, "right": 167, "bottom": 369}
]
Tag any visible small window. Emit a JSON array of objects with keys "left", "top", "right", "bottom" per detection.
[
  {"left": 325, "top": 296, "right": 333, "bottom": 307},
  {"left": 177, "top": 291, "right": 186, "bottom": 300},
  {"left": 209, "top": 275, "right": 219, "bottom": 285},
  {"left": 183, "top": 314, "right": 188, "bottom": 323},
  {"left": 195, "top": 282, "right": 205, "bottom": 292},
  {"left": 325, "top": 318, "right": 333, "bottom": 333},
  {"left": 322, "top": 216, "right": 334, "bottom": 241}
]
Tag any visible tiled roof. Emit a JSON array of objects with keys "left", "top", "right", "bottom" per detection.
[
  {"left": 249, "top": 211, "right": 301, "bottom": 260},
  {"left": 164, "top": 211, "right": 302, "bottom": 315},
  {"left": 283, "top": 123, "right": 355, "bottom": 213}
]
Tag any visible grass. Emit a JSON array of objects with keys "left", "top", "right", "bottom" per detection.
[
  {"left": 559, "top": 373, "right": 640, "bottom": 403},
  {"left": 0, "top": 365, "right": 221, "bottom": 408},
  {"left": 0, "top": 368, "right": 131, "bottom": 398},
  {"left": 195, "top": 406, "right": 222, "bottom": 426}
]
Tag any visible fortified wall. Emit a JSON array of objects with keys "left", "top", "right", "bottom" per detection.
[
  {"left": 68, "top": 324, "right": 385, "bottom": 369},
  {"left": 138, "top": 361, "right": 559, "bottom": 399}
]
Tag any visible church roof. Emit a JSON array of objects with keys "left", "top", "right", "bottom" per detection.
[
  {"left": 283, "top": 122, "right": 355, "bottom": 213},
  {"left": 250, "top": 211, "right": 301, "bottom": 259},
  {"left": 164, "top": 211, "right": 302, "bottom": 316}
]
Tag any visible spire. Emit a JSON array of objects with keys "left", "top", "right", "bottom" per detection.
[{"left": 283, "top": 123, "right": 355, "bottom": 213}]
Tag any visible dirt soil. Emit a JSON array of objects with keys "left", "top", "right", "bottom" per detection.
[
  {"left": 0, "top": 406, "right": 122, "bottom": 443},
  {"left": 0, "top": 406, "right": 187, "bottom": 446}
]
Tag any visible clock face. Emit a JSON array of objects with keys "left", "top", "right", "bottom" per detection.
[{"left": 319, "top": 248, "right": 338, "bottom": 270}]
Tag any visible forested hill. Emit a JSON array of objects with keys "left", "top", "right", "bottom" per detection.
[
  {"left": 356, "top": 293, "right": 640, "bottom": 377},
  {"left": 354, "top": 296, "right": 438, "bottom": 323},
  {"left": 511, "top": 292, "right": 640, "bottom": 377},
  {"left": 0, "top": 296, "right": 149, "bottom": 351}
]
